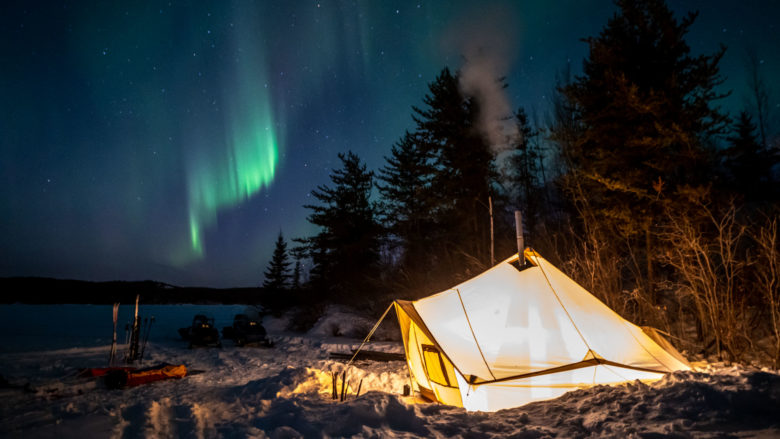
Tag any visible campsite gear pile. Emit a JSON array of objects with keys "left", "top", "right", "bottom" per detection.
[
  {"left": 83, "top": 298, "right": 186, "bottom": 391},
  {"left": 222, "top": 314, "right": 273, "bottom": 347},
  {"left": 108, "top": 295, "right": 155, "bottom": 366},
  {"left": 178, "top": 314, "right": 222, "bottom": 348},
  {"left": 392, "top": 249, "right": 691, "bottom": 412}
]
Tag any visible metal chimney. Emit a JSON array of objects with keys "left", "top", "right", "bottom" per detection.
[{"left": 514, "top": 210, "right": 524, "bottom": 265}]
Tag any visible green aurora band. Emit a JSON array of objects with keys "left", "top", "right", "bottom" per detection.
[
  {"left": 186, "top": 109, "right": 279, "bottom": 257},
  {"left": 184, "top": 8, "right": 281, "bottom": 260}
]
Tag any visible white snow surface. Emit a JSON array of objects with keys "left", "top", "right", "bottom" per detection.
[{"left": 0, "top": 304, "right": 778, "bottom": 438}]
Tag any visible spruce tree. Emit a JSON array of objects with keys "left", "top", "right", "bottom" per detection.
[
  {"left": 509, "top": 107, "right": 543, "bottom": 235},
  {"left": 377, "top": 131, "right": 437, "bottom": 274},
  {"left": 291, "top": 260, "right": 302, "bottom": 291},
  {"left": 298, "top": 151, "right": 382, "bottom": 299},
  {"left": 413, "top": 67, "right": 496, "bottom": 273},
  {"left": 554, "top": 0, "right": 729, "bottom": 299},
  {"left": 263, "top": 232, "right": 291, "bottom": 291},
  {"left": 724, "top": 111, "right": 779, "bottom": 202}
]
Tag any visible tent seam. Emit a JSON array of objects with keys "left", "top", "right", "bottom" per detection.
[
  {"left": 399, "top": 300, "right": 472, "bottom": 385},
  {"left": 456, "top": 288, "right": 496, "bottom": 381},
  {"left": 622, "top": 322, "right": 676, "bottom": 372},
  {"left": 534, "top": 252, "right": 676, "bottom": 373},
  {"left": 533, "top": 252, "right": 594, "bottom": 353}
]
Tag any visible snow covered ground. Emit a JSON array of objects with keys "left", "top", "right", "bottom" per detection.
[{"left": 0, "top": 304, "right": 779, "bottom": 438}]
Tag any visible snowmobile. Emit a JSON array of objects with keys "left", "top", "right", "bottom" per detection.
[
  {"left": 178, "top": 314, "right": 221, "bottom": 348},
  {"left": 222, "top": 314, "right": 273, "bottom": 347}
]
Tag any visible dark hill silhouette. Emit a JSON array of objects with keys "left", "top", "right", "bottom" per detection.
[{"left": 0, "top": 277, "right": 267, "bottom": 304}]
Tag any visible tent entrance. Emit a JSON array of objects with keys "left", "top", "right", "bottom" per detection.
[{"left": 421, "top": 344, "right": 458, "bottom": 388}]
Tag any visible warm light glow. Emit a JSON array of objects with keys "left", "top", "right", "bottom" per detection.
[{"left": 397, "top": 252, "right": 690, "bottom": 412}]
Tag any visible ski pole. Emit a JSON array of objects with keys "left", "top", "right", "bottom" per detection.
[
  {"left": 139, "top": 316, "right": 155, "bottom": 362},
  {"left": 136, "top": 317, "right": 148, "bottom": 362}
]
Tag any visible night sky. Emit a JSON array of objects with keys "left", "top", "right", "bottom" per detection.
[{"left": 2, "top": 1, "right": 778, "bottom": 287}]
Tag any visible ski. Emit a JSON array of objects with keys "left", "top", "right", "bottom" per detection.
[{"left": 108, "top": 302, "right": 119, "bottom": 366}]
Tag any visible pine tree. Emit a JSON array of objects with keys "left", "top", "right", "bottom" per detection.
[
  {"left": 509, "top": 107, "right": 543, "bottom": 235},
  {"left": 298, "top": 151, "right": 382, "bottom": 299},
  {"left": 291, "top": 260, "right": 302, "bottom": 291},
  {"left": 263, "top": 232, "right": 291, "bottom": 291},
  {"left": 724, "top": 111, "right": 779, "bottom": 202},
  {"left": 413, "top": 67, "right": 496, "bottom": 273},
  {"left": 377, "top": 131, "right": 437, "bottom": 274},
  {"left": 553, "top": 0, "right": 729, "bottom": 300}
]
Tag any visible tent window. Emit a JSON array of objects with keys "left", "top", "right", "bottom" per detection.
[{"left": 422, "top": 345, "right": 457, "bottom": 388}]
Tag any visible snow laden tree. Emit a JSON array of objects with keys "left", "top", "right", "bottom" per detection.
[
  {"left": 263, "top": 231, "right": 292, "bottom": 291},
  {"left": 298, "top": 151, "right": 383, "bottom": 301},
  {"left": 553, "top": 0, "right": 729, "bottom": 306}
]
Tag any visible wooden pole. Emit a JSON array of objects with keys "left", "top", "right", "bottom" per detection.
[
  {"left": 355, "top": 378, "right": 363, "bottom": 398},
  {"left": 340, "top": 370, "right": 347, "bottom": 401}
]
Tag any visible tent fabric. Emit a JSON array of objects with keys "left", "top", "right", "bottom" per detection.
[{"left": 395, "top": 249, "right": 690, "bottom": 412}]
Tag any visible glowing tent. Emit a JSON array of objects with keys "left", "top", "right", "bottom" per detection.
[{"left": 394, "top": 249, "right": 690, "bottom": 412}]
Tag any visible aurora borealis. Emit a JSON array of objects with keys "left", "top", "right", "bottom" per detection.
[
  {"left": 1, "top": 1, "right": 778, "bottom": 287},
  {"left": 183, "top": 3, "right": 281, "bottom": 261}
]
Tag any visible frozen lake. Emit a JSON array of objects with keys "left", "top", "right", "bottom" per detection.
[{"left": 0, "top": 304, "right": 250, "bottom": 353}]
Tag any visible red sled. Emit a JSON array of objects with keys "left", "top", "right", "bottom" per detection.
[
  {"left": 104, "top": 363, "right": 187, "bottom": 389},
  {"left": 78, "top": 367, "right": 136, "bottom": 378}
]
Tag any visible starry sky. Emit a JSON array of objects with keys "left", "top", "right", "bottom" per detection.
[{"left": 1, "top": 1, "right": 778, "bottom": 287}]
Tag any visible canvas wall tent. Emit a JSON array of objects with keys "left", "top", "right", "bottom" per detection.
[{"left": 394, "top": 249, "right": 690, "bottom": 412}]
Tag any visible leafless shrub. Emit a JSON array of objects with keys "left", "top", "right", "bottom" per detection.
[
  {"left": 658, "top": 195, "right": 749, "bottom": 362},
  {"left": 562, "top": 223, "right": 625, "bottom": 315},
  {"left": 751, "top": 214, "right": 780, "bottom": 367}
]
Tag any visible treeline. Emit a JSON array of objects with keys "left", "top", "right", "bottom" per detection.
[{"left": 264, "top": 0, "right": 779, "bottom": 366}]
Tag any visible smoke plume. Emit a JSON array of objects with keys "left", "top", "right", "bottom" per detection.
[{"left": 445, "top": 7, "right": 520, "bottom": 155}]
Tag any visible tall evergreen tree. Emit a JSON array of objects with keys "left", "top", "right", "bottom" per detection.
[
  {"left": 263, "top": 231, "right": 291, "bottom": 290},
  {"left": 554, "top": 0, "right": 729, "bottom": 299},
  {"left": 413, "top": 67, "right": 496, "bottom": 273},
  {"left": 724, "top": 111, "right": 779, "bottom": 202},
  {"left": 509, "top": 107, "right": 543, "bottom": 235},
  {"left": 298, "top": 151, "right": 382, "bottom": 299},
  {"left": 291, "top": 260, "right": 302, "bottom": 291},
  {"left": 377, "top": 131, "right": 437, "bottom": 275}
]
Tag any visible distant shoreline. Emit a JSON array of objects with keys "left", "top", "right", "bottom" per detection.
[{"left": 0, "top": 277, "right": 266, "bottom": 305}]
